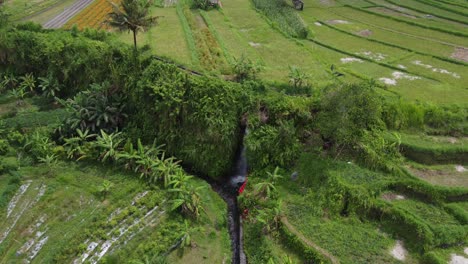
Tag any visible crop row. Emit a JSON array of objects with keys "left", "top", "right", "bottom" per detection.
[
  {"left": 344, "top": 4, "right": 468, "bottom": 38},
  {"left": 412, "top": 0, "right": 468, "bottom": 16},
  {"left": 381, "top": 0, "right": 468, "bottom": 25},
  {"left": 252, "top": 0, "right": 308, "bottom": 39},
  {"left": 65, "top": 0, "right": 121, "bottom": 30}
]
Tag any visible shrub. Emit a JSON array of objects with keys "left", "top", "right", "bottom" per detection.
[
  {"left": 128, "top": 60, "right": 250, "bottom": 178},
  {"left": 0, "top": 139, "right": 9, "bottom": 155},
  {"left": 0, "top": 29, "right": 133, "bottom": 97},
  {"left": 58, "top": 82, "right": 127, "bottom": 135},
  {"left": 192, "top": 0, "right": 210, "bottom": 10},
  {"left": 246, "top": 120, "right": 300, "bottom": 170},
  {"left": 232, "top": 55, "right": 263, "bottom": 82}
]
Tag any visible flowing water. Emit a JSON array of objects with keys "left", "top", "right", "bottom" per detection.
[{"left": 199, "top": 124, "right": 248, "bottom": 264}]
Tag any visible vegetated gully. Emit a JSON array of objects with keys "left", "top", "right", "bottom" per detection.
[{"left": 195, "top": 119, "right": 248, "bottom": 264}]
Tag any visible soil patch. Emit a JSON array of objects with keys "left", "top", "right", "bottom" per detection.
[
  {"left": 319, "top": 0, "right": 335, "bottom": 6},
  {"left": 407, "top": 166, "right": 468, "bottom": 188},
  {"left": 381, "top": 193, "right": 405, "bottom": 201},
  {"left": 451, "top": 47, "right": 468, "bottom": 63},
  {"left": 164, "top": 0, "right": 178, "bottom": 7},
  {"left": 450, "top": 254, "right": 468, "bottom": 264},
  {"left": 326, "top": 19, "right": 349, "bottom": 25},
  {"left": 356, "top": 29, "right": 372, "bottom": 37},
  {"left": 390, "top": 240, "right": 407, "bottom": 261},
  {"left": 369, "top": 7, "right": 417, "bottom": 19},
  {"left": 248, "top": 42, "right": 261, "bottom": 47},
  {"left": 340, "top": 57, "right": 362, "bottom": 63},
  {"left": 455, "top": 165, "right": 467, "bottom": 172}
]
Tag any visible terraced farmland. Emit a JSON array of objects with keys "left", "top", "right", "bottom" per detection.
[
  {"left": 2, "top": 0, "right": 467, "bottom": 263},
  {"left": 34, "top": 0, "right": 466, "bottom": 105}
]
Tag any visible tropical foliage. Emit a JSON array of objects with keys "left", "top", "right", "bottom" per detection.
[{"left": 107, "top": 0, "right": 159, "bottom": 49}]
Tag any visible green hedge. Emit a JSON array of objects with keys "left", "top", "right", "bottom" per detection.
[
  {"left": 127, "top": 60, "right": 251, "bottom": 178},
  {"left": 0, "top": 26, "right": 133, "bottom": 97}
]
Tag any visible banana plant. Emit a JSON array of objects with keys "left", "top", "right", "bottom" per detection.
[
  {"left": 38, "top": 74, "right": 61, "bottom": 98},
  {"left": 18, "top": 73, "right": 36, "bottom": 93},
  {"left": 94, "top": 130, "right": 124, "bottom": 162},
  {"left": 63, "top": 129, "right": 96, "bottom": 160}
]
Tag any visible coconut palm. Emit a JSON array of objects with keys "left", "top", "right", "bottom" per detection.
[{"left": 107, "top": 0, "right": 159, "bottom": 50}]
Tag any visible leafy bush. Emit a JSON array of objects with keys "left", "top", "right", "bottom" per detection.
[
  {"left": 23, "top": 129, "right": 56, "bottom": 161},
  {"left": 0, "top": 139, "right": 9, "bottom": 155},
  {"left": 58, "top": 82, "right": 127, "bottom": 135},
  {"left": 0, "top": 29, "right": 133, "bottom": 97},
  {"left": 246, "top": 121, "right": 300, "bottom": 170},
  {"left": 232, "top": 55, "right": 263, "bottom": 82},
  {"left": 252, "top": 0, "right": 308, "bottom": 38},
  {"left": 316, "top": 83, "right": 401, "bottom": 170},
  {"left": 128, "top": 60, "right": 250, "bottom": 178},
  {"left": 192, "top": 0, "right": 210, "bottom": 10}
]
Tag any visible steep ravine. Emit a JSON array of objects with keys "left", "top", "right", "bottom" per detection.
[{"left": 196, "top": 122, "right": 248, "bottom": 264}]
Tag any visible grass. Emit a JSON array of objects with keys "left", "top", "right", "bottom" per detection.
[
  {"left": 116, "top": 5, "right": 195, "bottom": 67},
  {"left": 380, "top": 0, "right": 468, "bottom": 24},
  {"left": 407, "top": 162, "right": 468, "bottom": 188},
  {"left": 4, "top": 0, "right": 62, "bottom": 21},
  {"left": 37, "top": 0, "right": 467, "bottom": 105},
  {"left": 251, "top": 0, "right": 308, "bottom": 38},
  {"left": 391, "top": 198, "right": 460, "bottom": 225},
  {"left": 167, "top": 178, "right": 231, "bottom": 263},
  {"left": 329, "top": 6, "right": 468, "bottom": 47},
  {"left": 276, "top": 152, "right": 468, "bottom": 262},
  {"left": 0, "top": 94, "right": 231, "bottom": 263},
  {"left": 203, "top": 0, "right": 332, "bottom": 83},
  {"left": 285, "top": 209, "right": 402, "bottom": 264},
  {"left": 0, "top": 160, "right": 231, "bottom": 263},
  {"left": 309, "top": 11, "right": 457, "bottom": 59},
  {"left": 24, "top": 0, "right": 77, "bottom": 25},
  {"left": 366, "top": 0, "right": 468, "bottom": 33}
]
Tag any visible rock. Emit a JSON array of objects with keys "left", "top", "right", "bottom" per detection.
[{"left": 291, "top": 171, "right": 298, "bottom": 181}]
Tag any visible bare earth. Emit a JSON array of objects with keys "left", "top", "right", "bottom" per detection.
[{"left": 451, "top": 47, "right": 468, "bottom": 62}]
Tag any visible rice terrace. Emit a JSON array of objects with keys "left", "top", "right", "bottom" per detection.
[{"left": 0, "top": 0, "right": 467, "bottom": 263}]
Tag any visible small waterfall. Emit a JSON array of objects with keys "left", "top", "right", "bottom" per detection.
[{"left": 196, "top": 117, "right": 248, "bottom": 264}]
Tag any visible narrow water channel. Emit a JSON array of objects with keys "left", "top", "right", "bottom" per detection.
[{"left": 201, "top": 120, "right": 248, "bottom": 264}]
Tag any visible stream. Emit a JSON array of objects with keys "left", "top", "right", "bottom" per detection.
[{"left": 199, "top": 122, "right": 248, "bottom": 264}]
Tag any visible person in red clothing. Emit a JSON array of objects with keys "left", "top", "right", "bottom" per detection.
[{"left": 238, "top": 178, "right": 247, "bottom": 195}]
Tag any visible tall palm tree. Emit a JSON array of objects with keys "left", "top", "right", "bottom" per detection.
[{"left": 107, "top": 0, "right": 159, "bottom": 50}]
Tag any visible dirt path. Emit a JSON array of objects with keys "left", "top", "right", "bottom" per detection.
[
  {"left": 281, "top": 216, "right": 340, "bottom": 264},
  {"left": 43, "top": 0, "right": 94, "bottom": 29}
]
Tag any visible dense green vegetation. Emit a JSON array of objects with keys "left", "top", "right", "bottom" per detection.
[{"left": 0, "top": 0, "right": 467, "bottom": 263}]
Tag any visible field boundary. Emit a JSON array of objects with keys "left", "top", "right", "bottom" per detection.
[
  {"left": 377, "top": 0, "right": 468, "bottom": 25},
  {"left": 318, "top": 20, "right": 468, "bottom": 66},
  {"left": 343, "top": 4, "right": 468, "bottom": 38},
  {"left": 176, "top": 3, "right": 200, "bottom": 66},
  {"left": 412, "top": 0, "right": 468, "bottom": 17},
  {"left": 306, "top": 38, "right": 440, "bottom": 82}
]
